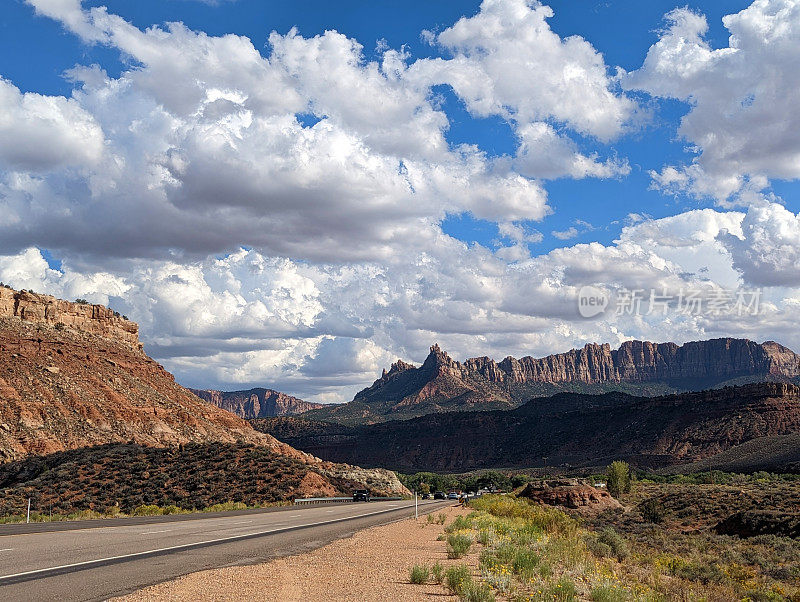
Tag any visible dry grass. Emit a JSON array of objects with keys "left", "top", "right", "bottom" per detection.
[{"left": 437, "top": 493, "right": 800, "bottom": 601}]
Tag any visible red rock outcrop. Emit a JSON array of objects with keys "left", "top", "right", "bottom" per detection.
[
  {"left": 0, "top": 286, "right": 410, "bottom": 496},
  {"left": 0, "top": 287, "right": 308, "bottom": 462},
  {"left": 189, "top": 388, "right": 323, "bottom": 419},
  {"left": 519, "top": 480, "right": 622, "bottom": 514},
  {"left": 0, "top": 287, "right": 139, "bottom": 348}
]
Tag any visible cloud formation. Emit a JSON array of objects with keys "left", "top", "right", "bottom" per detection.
[
  {"left": 1, "top": 0, "right": 798, "bottom": 402},
  {"left": 3, "top": 201, "right": 799, "bottom": 401},
  {"left": 627, "top": 0, "right": 800, "bottom": 202},
  {"left": 0, "top": 78, "right": 104, "bottom": 171}
]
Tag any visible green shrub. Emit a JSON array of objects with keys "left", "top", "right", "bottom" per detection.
[
  {"left": 470, "top": 495, "right": 576, "bottom": 535},
  {"left": 447, "top": 533, "right": 473, "bottom": 559},
  {"left": 512, "top": 548, "right": 540, "bottom": 578},
  {"left": 445, "top": 564, "right": 472, "bottom": 595},
  {"left": 162, "top": 504, "right": 184, "bottom": 515},
  {"left": 741, "top": 588, "right": 786, "bottom": 602},
  {"left": 131, "top": 504, "right": 162, "bottom": 516},
  {"left": 409, "top": 564, "right": 430, "bottom": 584},
  {"left": 490, "top": 542, "right": 519, "bottom": 564},
  {"left": 587, "top": 538, "right": 613, "bottom": 559},
  {"left": 426, "top": 513, "right": 435, "bottom": 525},
  {"left": 638, "top": 497, "right": 665, "bottom": 523},
  {"left": 437, "top": 512, "right": 447, "bottom": 524},
  {"left": 477, "top": 528, "right": 494, "bottom": 546},
  {"left": 674, "top": 561, "right": 727, "bottom": 585},
  {"left": 532, "top": 576, "right": 577, "bottom": 601},
  {"left": 431, "top": 561, "right": 444, "bottom": 584},
  {"left": 588, "top": 528, "right": 629, "bottom": 561},
  {"left": 606, "top": 461, "right": 632, "bottom": 497},
  {"left": 460, "top": 581, "right": 496, "bottom": 602},
  {"left": 446, "top": 515, "right": 472, "bottom": 533}
]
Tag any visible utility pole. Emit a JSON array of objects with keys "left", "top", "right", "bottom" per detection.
[
  {"left": 414, "top": 490, "right": 418, "bottom": 520},
  {"left": 26, "top": 498, "right": 31, "bottom": 524}
]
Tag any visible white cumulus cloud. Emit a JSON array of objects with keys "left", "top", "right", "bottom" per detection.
[{"left": 627, "top": 0, "right": 800, "bottom": 202}]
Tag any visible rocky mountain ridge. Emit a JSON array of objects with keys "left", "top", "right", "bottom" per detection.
[
  {"left": 0, "top": 286, "right": 408, "bottom": 496},
  {"left": 258, "top": 382, "right": 800, "bottom": 473},
  {"left": 0, "top": 287, "right": 299, "bottom": 462},
  {"left": 190, "top": 388, "right": 323, "bottom": 419},
  {"left": 302, "top": 339, "right": 800, "bottom": 424}
]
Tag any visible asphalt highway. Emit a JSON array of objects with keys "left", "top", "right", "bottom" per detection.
[{"left": 0, "top": 499, "right": 451, "bottom": 601}]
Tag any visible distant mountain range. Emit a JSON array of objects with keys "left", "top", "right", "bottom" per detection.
[
  {"left": 189, "top": 388, "right": 323, "bottom": 419},
  {"left": 299, "top": 339, "right": 800, "bottom": 424},
  {"left": 255, "top": 382, "right": 800, "bottom": 473}
]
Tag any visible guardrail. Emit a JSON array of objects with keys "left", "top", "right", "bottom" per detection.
[
  {"left": 293, "top": 496, "right": 406, "bottom": 505},
  {"left": 293, "top": 497, "right": 352, "bottom": 505}
]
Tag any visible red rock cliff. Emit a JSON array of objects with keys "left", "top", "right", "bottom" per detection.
[
  {"left": 0, "top": 287, "right": 139, "bottom": 349},
  {"left": 189, "top": 388, "right": 324, "bottom": 419},
  {"left": 443, "top": 338, "right": 800, "bottom": 385},
  {"left": 0, "top": 286, "right": 305, "bottom": 462}
]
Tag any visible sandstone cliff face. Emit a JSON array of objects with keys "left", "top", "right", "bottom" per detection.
[
  {"left": 0, "top": 287, "right": 307, "bottom": 462},
  {"left": 306, "top": 339, "right": 800, "bottom": 424},
  {"left": 0, "top": 287, "right": 409, "bottom": 496},
  {"left": 428, "top": 338, "right": 800, "bottom": 386},
  {"left": 189, "top": 388, "right": 323, "bottom": 419},
  {"left": 0, "top": 287, "right": 139, "bottom": 348}
]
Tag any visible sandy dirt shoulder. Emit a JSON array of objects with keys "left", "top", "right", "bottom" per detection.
[{"left": 117, "top": 504, "right": 476, "bottom": 601}]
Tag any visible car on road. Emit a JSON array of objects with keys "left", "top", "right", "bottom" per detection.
[
  {"left": 433, "top": 491, "right": 446, "bottom": 499},
  {"left": 420, "top": 492, "right": 432, "bottom": 500},
  {"left": 447, "top": 491, "right": 460, "bottom": 500},
  {"left": 352, "top": 489, "right": 371, "bottom": 502}
]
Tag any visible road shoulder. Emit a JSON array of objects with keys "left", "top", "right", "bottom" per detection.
[{"left": 117, "top": 504, "right": 472, "bottom": 601}]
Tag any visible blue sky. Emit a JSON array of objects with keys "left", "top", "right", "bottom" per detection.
[{"left": 1, "top": 0, "right": 799, "bottom": 400}]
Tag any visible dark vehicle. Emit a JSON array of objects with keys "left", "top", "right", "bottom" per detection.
[
  {"left": 353, "top": 489, "right": 371, "bottom": 502},
  {"left": 433, "top": 491, "right": 446, "bottom": 499},
  {"left": 421, "top": 492, "right": 432, "bottom": 500}
]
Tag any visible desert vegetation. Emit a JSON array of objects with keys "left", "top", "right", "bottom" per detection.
[
  {"left": 409, "top": 476, "right": 800, "bottom": 601},
  {"left": 0, "top": 442, "right": 367, "bottom": 521}
]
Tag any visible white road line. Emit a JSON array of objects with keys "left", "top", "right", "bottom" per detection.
[
  {"left": 290, "top": 514, "right": 301, "bottom": 518},
  {"left": 230, "top": 521, "right": 254, "bottom": 525},
  {"left": 0, "top": 548, "right": 13, "bottom": 552},
  {"left": 0, "top": 502, "right": 422, "bottom": 582},
  {"left": 139, "top": 529, "right": 172, "bottom": 535},
  {"left": 325, "top": 510, "right": 335, "bottom": 513}
]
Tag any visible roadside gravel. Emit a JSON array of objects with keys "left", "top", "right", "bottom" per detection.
[{"left": 118, "top": 503, "right": 475, "bottom": 601}]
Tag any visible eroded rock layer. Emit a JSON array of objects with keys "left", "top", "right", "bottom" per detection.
[
  {"left": 0, "top": 286, "right": 410, "bottom": 496},
  {"left": 190, "top": 388, "right": 323, "bottom": 419},
  {"left": 303, "top": 340, "right": 800, "bottom": 424}
]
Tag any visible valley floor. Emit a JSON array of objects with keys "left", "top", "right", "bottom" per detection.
[{"left": 116, "top": 504, "right": 471, "bottom": 601}]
